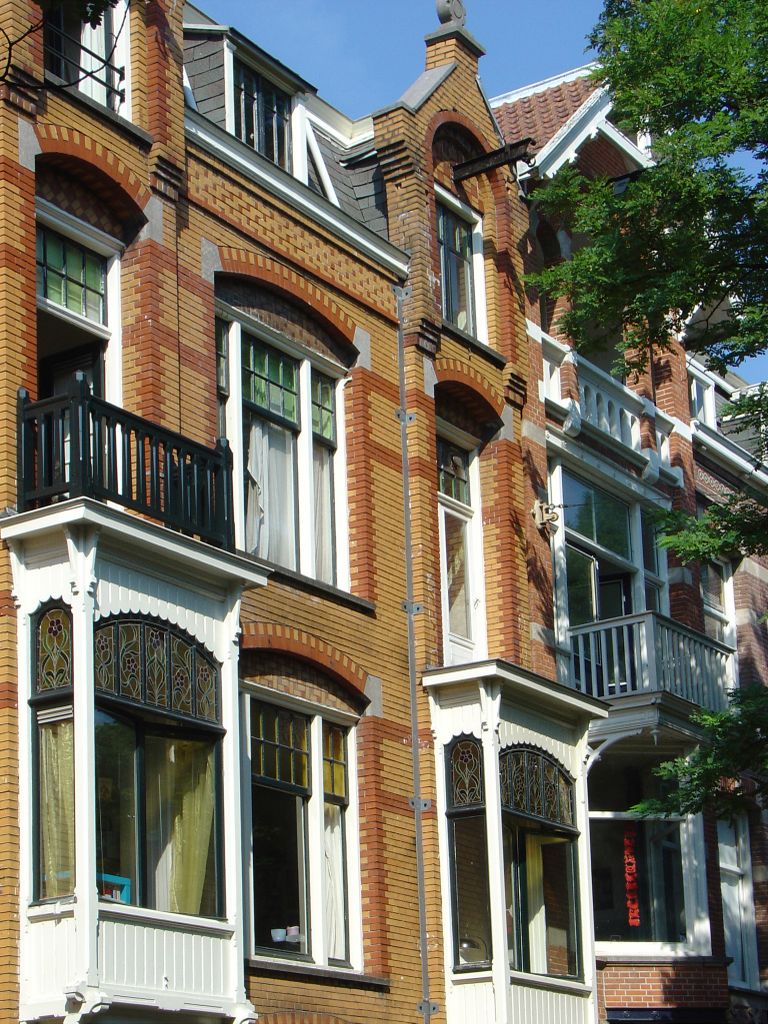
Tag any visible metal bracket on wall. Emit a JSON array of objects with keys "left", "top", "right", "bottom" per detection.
[
  {"left": 401, "top": 600, "right": 423, "bottom": 614},
  {"left": 409, "top": 797, "right": 431, "bottom": 811},
  {"left": 417, "top": 1001, "right": 440, "bottom": 1016},
  {"left": 395, "top": 409, "right": 416, "bottom": 424}
]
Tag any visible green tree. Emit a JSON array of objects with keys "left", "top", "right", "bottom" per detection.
[
  {"left": 632, "top": 686, "right": 768, "bottom": 819},
  {"left": 530, "top": 0, "right": 768, "bottom": 562}
]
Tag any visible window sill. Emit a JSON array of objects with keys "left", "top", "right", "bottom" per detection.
[
  {"left": 595, "top": 951, "right": 718, "bottom": 964},
  {"left": 98, "top": 901, "right": 235, "bottom": 936},
  {"left": 249, "top": 558, "right": 376, "bottom": 614},
  {"left": 28, "top": 898, "right": 75, "bottom": 920},
  {"left": 44, "top": 73, "right": 153, "bottom": 148},
  {"left": 247, "top": 957, "right": 389, "bottom": 989},
  {"left": 440, "top": 320, "right": 507, "bottom": 368},
  {"left": 509, "top": 971, "right": 591, "bottom": 996}
]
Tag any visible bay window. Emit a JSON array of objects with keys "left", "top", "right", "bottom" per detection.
[
  {"left": 718, "top": 817, "right": 759, "bottom": 989},
  {"left": 445, "top": 736, "right": 581, "bottom": 978},
  {"left": 249, "top": 698, "right": 351, "bottom": 965},
  {"left": 33, "top": 607, "right": 223, "bottom": 918}
]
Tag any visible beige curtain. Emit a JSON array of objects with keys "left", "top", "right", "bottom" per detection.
[
  {"left": 169, "top": 741, "right": 215, "bottom": 916},
  {"left": 39, "top": 718, "right": 75, "bottom": 898}
]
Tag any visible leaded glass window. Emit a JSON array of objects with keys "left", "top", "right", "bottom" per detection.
[
  {"left": 438, "top": 439, "right": 470, "bottom": 505},
  {"left": 448, "top": 736, "right": 484, "bottom": 808},
  {"left": 93, "top": 618, "right": 220, "bottom": 724},
  {"left": 499, "top": 747, "right": 575, "bottom": 829},
  {"left": 36, "top": 605, "right": 73, "bottom": 693}
]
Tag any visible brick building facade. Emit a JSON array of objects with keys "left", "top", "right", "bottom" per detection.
[{"left": 0, "top": 2, "right": 764, "bottom": 1024}]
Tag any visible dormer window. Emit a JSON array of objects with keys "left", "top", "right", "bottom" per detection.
[
  {"left": 233, "top": 59, "right": 291, "bottom": 169},
  {"left": 435, "top": 184, "right": 488, "bottom": 343}
]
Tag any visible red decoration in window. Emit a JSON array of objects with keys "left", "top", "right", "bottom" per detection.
[{"left": 624, "top": 822, "right": 641, "bottom": 928}]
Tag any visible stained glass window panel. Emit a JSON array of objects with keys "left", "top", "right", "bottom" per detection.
[{"left": 37, "top": 606, "right": 73, "bottom": 692}]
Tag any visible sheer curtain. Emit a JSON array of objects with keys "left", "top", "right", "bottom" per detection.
[
  {"left": 313, "top": 445, "right": 334, "bottom": 584},
  {"left": 39, "top": 718, "right": 75, "bottom": 898},
  {"left": 80, "top": 19, "right": 108, "bottom": 106},
  {"left": 323, "top": 802, "right": 346, "bottom": 961},
  {"left": 245, "top": 416, "right": 297, "bottom": 569},
  {"left": 145, "top": 736, "right": 216, "bottom": 917}
]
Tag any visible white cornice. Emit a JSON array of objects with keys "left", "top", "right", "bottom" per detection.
[
  {"left": 185, "top": 111, "right": 409, "bottom": 280},
  {"left": 490, "top": 64, "right": 597, "bottom": 108}
]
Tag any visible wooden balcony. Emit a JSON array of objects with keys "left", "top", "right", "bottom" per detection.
[
  {"left": 17, "top": 375, "right": 234, "bottom": 550},
  {"left": 569, "top": 610, "right": 734, "bottom": 711}
]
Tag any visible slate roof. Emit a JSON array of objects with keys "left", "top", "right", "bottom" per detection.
[{"left": 492, "top": 73, "right": 598, "bottom": 153}]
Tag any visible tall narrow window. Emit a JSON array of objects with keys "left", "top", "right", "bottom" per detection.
[
  {"left": 233, "top": 60, "right": 291, "bottom": 169},
  {"left": 312, "top": 372, "right": 337, "bottom": 585},
  {"left": 437, "top": 437, "right": 483, "bottom": 665},
  {"left": 718, "top": 817, "right": 758, "bottom": 989},
  {"left": 446, "top": 736, "right": 492, "bottom": 969},
  {"left": 44, "top": 1, "right": 126, "bottom": 113},
  {"left": 251, "top": 701, "right": 310, "bottom": 955},
  {"left": 242, "top": 336, "right": 299, "bottom": 570},
  {"left": 323, "top": 722, "right": 348, "bottom": 962},
  {"left": 437, "top": 203, "right": 476, "bottom": 336},
  {"left": 215, "top": 317, "right": 230, "bottom": 439}
]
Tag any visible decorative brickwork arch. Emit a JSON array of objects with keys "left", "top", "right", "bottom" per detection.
[
  {"left": 217, "top": 249, "right": 357, "bottom": 349},
  {"left": 240, "top": 623, "right": 369, "bottom": 706},
  {"left": 256, "top": 1014, "right": 353, "bottom": 1024},
  {"left": 434, "top": 356, "right": 506, "bottom": 427},
  {"left": 35, "top": 125, "right": 150, "bottom": 233}
]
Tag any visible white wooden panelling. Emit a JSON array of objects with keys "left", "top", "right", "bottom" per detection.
[
  {"left": 99, "top": 915, "right": 230, "bottom": 998},
  {"left": 508, "top": 980, "right": 592, "bottom": 1024},
  {"left": 94, "top": 558, "right": 227, "bottom": 659},
  {"left": 498, "top": 710, "right": 579, "bottom": 775},
  {"left": 446, "top": 977, "right": 495, "bottom": 1021},
  {"left": 23, "top": 914, "right": 78, "bottom": 1007}
]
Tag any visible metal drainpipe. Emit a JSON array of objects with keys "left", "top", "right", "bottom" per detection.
[{"left": 393, "top": 284, "right": 438, "bottom": 1022}]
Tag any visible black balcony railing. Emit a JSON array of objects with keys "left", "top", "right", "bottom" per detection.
[
  {"left": 18, "top": 375, "right": 234, "bottom": 551},
  {"left": 44, "top": 20, "right": 126, "bottom": 113}
]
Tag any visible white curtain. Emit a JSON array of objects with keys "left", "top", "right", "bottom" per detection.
[
  {"left": 39, "top": 719, "right": 75, "bottom": 899},
  {"left": 323, "top": 802, "right": 346, "bottom": 961},
  {"left": 80, "top": 19, "right": 108, "bottom": 106},
  {"left": 313, "top": 444, "right": 334, "bottom": 584},
  {"left": 245, "top": 417, "right": 297, "bottom": 569}
]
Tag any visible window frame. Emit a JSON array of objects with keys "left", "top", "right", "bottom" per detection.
[
  {"left": 216, "top": 303, "right": 350, "bottom": 589},
  {"left": 717, "top": 815, "right": 760, "bottom": 990},
  {"left": 588, "top": 784, "right": 710, "bottom": 956},
  {"left": 435, "top": 184, "right": 488, "bottom": 345},
  {"left": 436, "top": 419, "right": 487, "bottom": 666},
  {"left": 242, "top": 687, "right": 362, "bottom": 972},
  {"left": 36, "top": 199, "right": 124, "bottom": 407},
  {"left": 230, "top": 56, "right": 293, "bottom": 170}
]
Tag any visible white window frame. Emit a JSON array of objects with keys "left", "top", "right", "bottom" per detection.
[
  {"left": 217, "top": 303, "right": 350, "bottom": 589},
  {"left": 241, "top": 685, "right": 363, "bottom": 972},
  {"left": 717, "top": 816, "right": 760, "bottom": 990},
  {"left": 435, "top": 183, "right": 488, "bottom": 346},
  {"left": 700, "top": 557, "right": 736, "bottom": 648},
  {"left": 436, "top": 419, "right": 487, "bottom": 666},
  {"left": 36, "top": 198, "right": 123, "bottom": 407},
  {"left": 589, "top": 807, "right": 711, "bottom": 957},
  {"left": 226, "top": 53, "right": 296, "bottom": 173}
]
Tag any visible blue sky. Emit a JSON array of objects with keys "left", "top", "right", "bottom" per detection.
[{"left": 195, "top": 0, "right": 767, "bottom": 385}]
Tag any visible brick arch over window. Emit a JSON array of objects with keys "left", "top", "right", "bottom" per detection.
[
  {"left": 35, "top": 126, "right": 150, "bottom": 234},
  {"left": 240, "top": 623, "right": 369, "bottom": 709},
  {"left": 434, "top": 356, "right": 506, "bottom": 429},
  {"left": 217, "top": 250, "right": 357, "bottom": 350}
]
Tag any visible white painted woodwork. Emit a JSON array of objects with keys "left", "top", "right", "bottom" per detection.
[
  {"left": 507, "top": 978, "right": 593, "bottom": 1023},
  {"left": 569, "top": 610, "right": 733, "bottom": 709}
]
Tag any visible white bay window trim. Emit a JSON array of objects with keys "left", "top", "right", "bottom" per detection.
[
  {"left": 218, "top": 304, "right": 350, "bottom": 589},
  {"left": 434, "top": 183, "right": 489, "bottom": 346},
  {"left": 718, "top": 816, "right": 759, "bottom": 990}
]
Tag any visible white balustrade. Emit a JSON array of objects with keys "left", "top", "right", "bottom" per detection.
[{"left": 569, "top": 611, "right": 732, "bottom": 710}]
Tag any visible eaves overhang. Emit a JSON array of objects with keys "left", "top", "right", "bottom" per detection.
[
  {"left": 423, "top": 658, "right": 609, "bottom": 723},
  {"left": 0, "top": 497, "right": 270, "bottom": 593},
  {"left": 691, "top": 419, "right": 768, "bottom": 496},
  {"left": 185, "top": 110, "right": 410, "bottom": 280}
]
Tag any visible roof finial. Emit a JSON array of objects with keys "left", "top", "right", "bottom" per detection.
[{"left": 436, "top": 0, "right": 467, "bottom": 27}]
